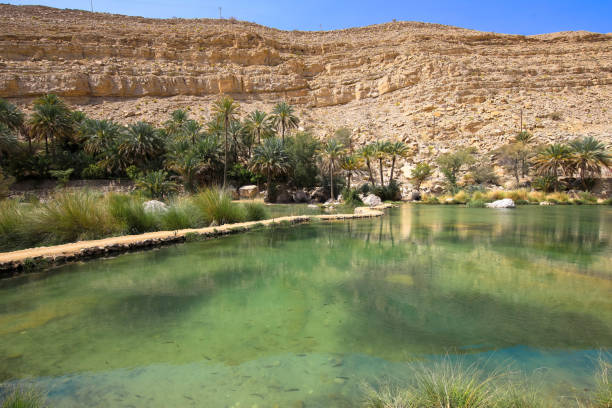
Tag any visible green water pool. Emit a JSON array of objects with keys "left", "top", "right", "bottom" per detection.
[{"left": 0, "top": 205, "right": 611, "bottom": 407}]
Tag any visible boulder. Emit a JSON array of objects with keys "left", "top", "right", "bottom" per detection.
[
  {"left": 309, "top": 187, "right": 327, "bottom": 203},
  {"left": 362, "top": 194, "right": 382, "bottom": 207},
  {"left": 408, "top": 190, "right": 422, "bottom": 201},
  {"left": 540, "top": 201, "right": 555, "bottom": 206},
  {"left": 143, "top": 200, "right": 168, "bottom": 213},
  {"left": 292, "top": 189, "right": 309, "bottom": 203},
  {"left": 485, "top": 198, "right": 515, "bottom": 208},
  {"left": 239, "top": 185, "right": 258, "bottom": 199}
]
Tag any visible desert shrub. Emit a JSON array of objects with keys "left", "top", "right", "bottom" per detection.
[
  {"left": 341, "top": 187, "right": 363, "bottom": 206},
  {"left": 486, "top": 190, "right": 506, "bottom": 201},
  {"left": 528, "top": 191, "right": 546, "bottom": 203},
  {"left": 0, "top": 385, "right": 44, "bottom": 408},
  {"left": 108, "top": 194, "right": 158, "bottom": 234},
  {"left": 546, "top": 192, "right": 569, "bottom": 204},
  {"left": 469, "top": 164, "right": 498, "bottom": 185},
  {"left": 466, "top": 199, "right": 486, "bottom": 208},
  {"left": 241, "top": 202, "right": 269, "bottom": 221},
  {"left": 533, "top": 176, "right": 558, "bottom": 193},
  {"left": 49, "top": 168, "right": 73, "bottom": 188},
  {"left": 193, "top": 188, "right": 244, "bottom": 226},
  {"left": 505, "top": 189, "right": 528, "bottom": 202},
  {"left": 578, "top": 191, "right": 598, "bottom": 204},
  {"left": 436, "top": 148, "right": 476, "bottom": 193},
  {"left": 453, "top": 190, "right": 468, "bottom": 204},
  {"left": 30, "top": 191, "right": 117, "bottom": 243}
]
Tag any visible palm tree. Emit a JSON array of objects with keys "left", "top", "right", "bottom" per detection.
[
  {"left": 228, "top": 120, "right": 245, "bottom": 163},
  {"left": 340, "top": 153, "right": 362, "bottom": 191},
  {"left": 81, "top": 119, "right": 123, "bottom": 156},
  {"left": 0, "top": 98, "right": 24, "bottom": 131},
  {"left": 320, "top": 138, "right": 344, "bottom": 200},
  {"left": 164, "top": 109, "right": 189, "bottom": 137},
  {"left": 271, "top": 102, "right": 299, "bottom": 144},
  {"left": 244, "top": 110, "right": 273, "bottom": 145},
  {"left": 167, "top": 149, "right": 208, "bottom": 193},
  {"left": 29, "top": 94, "right": 72, "bottom": 157},
  {"left": 373, "top": 140, "right": 391, "bottom": 186},
  {"left": 119, "top": 122, "right": 163, "bottom": 169},
  {"left": 358, "top": 144, "right": 376, "bottom": 186},
  {"left": 387, "top": 141, "right": 411, "bottom": 183},
  {"left": 533, "top": 143, "right": 573, "bottom": 191},
  {"left": 182, "top": 119, "right": 202, "bottom": 145},
  {"left": 569, "top": 136, "right": 611, "bottom": 190},
  {"left": 212, "top": 96, "right": 239, "bottom": 188},
  {"left": 250, "top": 137, "right": 289, "bottom": 202},
  {"left": 0, "top": 123, "right": 17, "bottom": 161}
]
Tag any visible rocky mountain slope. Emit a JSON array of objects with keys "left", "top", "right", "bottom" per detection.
[{"left": 1, "top": 4, "right": 611, "bottom": 180}]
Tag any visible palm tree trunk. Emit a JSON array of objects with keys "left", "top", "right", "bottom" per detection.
[
  {"left": 390, "top": 156, "right": 396, "bottom": 183},
  {"left": 366, "top": 160, "right": 375, "bottom": 185},
  {"left": 330, "top": 161, "right": 334, "bottom": 200},
  {"left": 379, "top": 158, "right": 384, "bottom": 186},
  {"left": 347, "top": 171, "right": 351, "bottom": 191},
  {"left": 266, "top": 173, "right": 272, "bottom": 203},
  {"left": 223, "top": 118, "right": 228, "bottom": 189},
  {"left": 44, "top": 134, "right": 49, "bottom": 155},
  {"left": 281, "top": 121, "right": 285, "bottom": 144}
]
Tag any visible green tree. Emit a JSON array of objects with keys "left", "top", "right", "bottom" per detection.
[
  {"left": 182, "top": 119, "right": 202, "bottom": 145},
  {"left": 320, "top": 138, "right": 345, "bottom": 199},
  {"left": 167, "top": 149, "right": 208, "bottom": 193},
  {"left": 495, "top": 143, "right": 530, "bottom": 185},
  {"left": 358, "top": 144, "right": 377, "bottom": 186},
  {"left": 119, "top": 122, "right": 163, "bottom": 169},
  {"left": 0, "top": 123, "right": 18, "bottom": 162},
  {"left": 387, "top": 141, "right": 411, "bottom": 183},
  {"left": 436, "top": 148, "right": 476, "bottom": 193},
  {"left": 410, "top": 162, "right": 433, "bottom": 190},
  {"left": 285, "top": 131, "right": 320, "bottom": 188},
  {"left": 533, "top": 143, "right": 573, "bottom": 191},
  {"left": 250, "top": 137, "right": 290, "bottom": 202},
  {"left": 164, "top": 109, "right": 189, "bottom": 138},
  {"left": 244, "top": 110, "right": 273, "bottom": 145},
  {"left": 212, "top": 96, "right": 240, "bottom": 188},
  {"left": 271, "top": 102, "right": 299, "bottom": 144},
  {"left": 340, "top": 153, "right": 362, "bottom": 191},
  {"left": 29, "top": 94, "right": 72, "bottom": 158},
  {"left": 569, "top": 136, "right": 611, "bottom": 190},
  {"left": 373, "top": 140, "right": 391, "bottom": 186},
  {"left": 135, "top": 170, "right": 179, "bottom": 200},
  {"left": 81, "top": 119, "right": 123, "bottom": 157}
]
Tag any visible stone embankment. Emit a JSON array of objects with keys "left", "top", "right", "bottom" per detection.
[{"left": 0, "top": 206, "right": 387, "bottom": 278}]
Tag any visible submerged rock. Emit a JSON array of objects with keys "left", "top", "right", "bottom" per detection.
[
  {"left": 486, "top": 198, "right": 515, "bottom": 208},
  {"left": 143, "top": 200, "right": 168, "bottom": 213}
]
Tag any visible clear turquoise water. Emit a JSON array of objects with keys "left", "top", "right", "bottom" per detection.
[{"left": 0, "top": 205, "right": 611, "bottom": 407}]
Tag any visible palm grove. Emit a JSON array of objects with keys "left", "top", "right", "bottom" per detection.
[{"left": 0, "top": 94, "right": 611, "bottom": 203}]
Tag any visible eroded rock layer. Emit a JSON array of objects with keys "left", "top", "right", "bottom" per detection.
[{"left": 1, "top": 4, "right": 611, "bottom": 158}]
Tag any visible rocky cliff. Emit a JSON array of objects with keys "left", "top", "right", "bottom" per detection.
[{"left": 1, "top": 4, "right": 611, "bottom": 164}]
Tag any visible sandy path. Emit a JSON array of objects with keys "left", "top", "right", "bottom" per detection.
[{"left": 0, "top": 209, "right": 384, "bottom": 265}]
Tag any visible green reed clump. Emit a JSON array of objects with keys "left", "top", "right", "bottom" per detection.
[
  {"left": 466, "top": 199, "right": 486, "bottom": 208},
  {"left": 30, "top": 191, "right": 117, "bottom": 244},
  {"left": 158, "top": 198, "right": 203, "bottom": 231},
  {"left": 363, "top": 357, "right": 547, "bottom": 408},
  {"left": 108, "top": 194, "right": 158, "bottom": 234},
  {"left": 193, "top": 188, "right": 245, "bottom": 226},
  {"left": 241, "top": 202, "right": 269, "bottom": 221},
  {"left": 0, "top": 385, "right": 44, "bottom": 408},
  {"left": 593, "top": 355, "right": 612, "bottom": 408},
  {"left": 0, "top": 200, "right": 33, "bottom": 250}
]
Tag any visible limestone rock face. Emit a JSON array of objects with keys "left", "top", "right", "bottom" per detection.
[{"left": 1, "top": 4, "right": 612, "bottom": 187}]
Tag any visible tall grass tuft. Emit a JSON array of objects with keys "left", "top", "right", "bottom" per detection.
[
  {"left": 193, "top": 188, "right": 245, "bottom": 226},
  {"left": 108, "top": 194, "right": 158, "bottom": 234},
  {"left": 363, "top": 356, "right": 548, "bottom": 408},
  {"left": 0, "top": 200, "right": 32, "bottom": 250},
  {"left": 0, "top": 385, "right": 44, "bottom": 408},
  {"left": 158, "top": 198, "right": 202, "bottom": 231},
  {"left": 594, "top": 354, "right": 612, "bottom": 408},
  {"left": 30, "top": 191, "right": 117, "bottom": 244},
  {"left": 241, "top": 202, "right": 269, "bottom": 221}
]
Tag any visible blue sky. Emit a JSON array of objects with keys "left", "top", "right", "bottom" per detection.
[{"left": 5, "top": 0, "right": 612, "bottom": 34}]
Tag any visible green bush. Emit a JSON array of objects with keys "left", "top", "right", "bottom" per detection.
[
  {"left": 241, "top": 202, "right": 269, "bottom": 221},
  {"left": 466, "top": 199, "right": 486, "bottom": 208},
  {"left": 108, "top": 194, "right": 158, "bottom": 234},
  {"left": 31, "top": 191, "right": 117, "bottom": 243},
  {"left": 341, "top": 187, "right": 363, "bottom": 206},
  {"left": 578, "top": 191, "right": 598, "bottom": 204},
  {"left": 1, "top": 385, "right": 44, "bottom": 408},
  {"left": 193, "top": 188, "right": 245, "bottom": 226},
  {"left": 49, "top": 168, "right": 73, "bottom": 188},
  {"left": 532, "top": 176, "right": 558, "bottom": 193},
  {"left": 81, "top": 163, "right": 106, "bottom": 179},
  {"left": 158, "top": 200, "right": 201, "bottom": 231}
]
